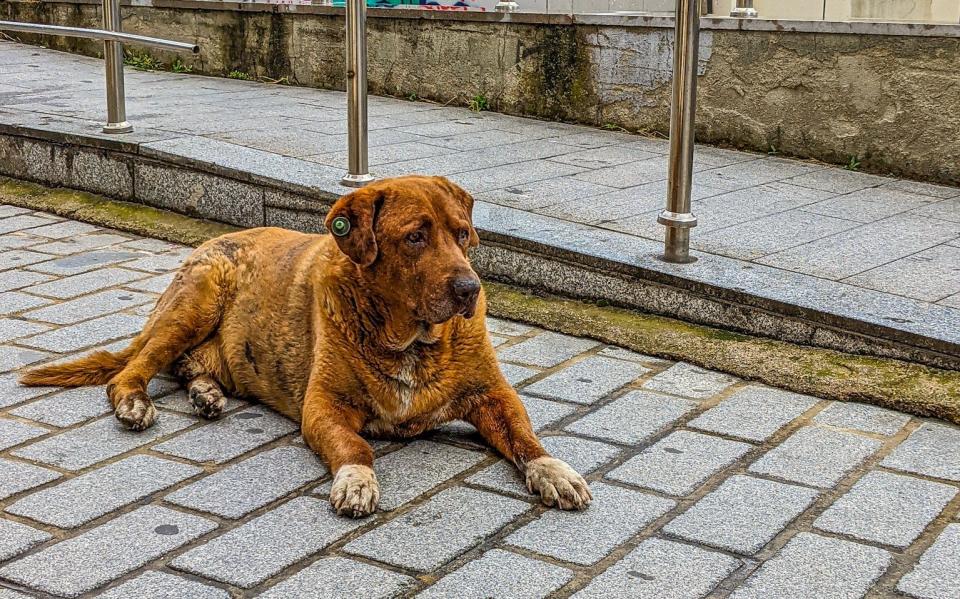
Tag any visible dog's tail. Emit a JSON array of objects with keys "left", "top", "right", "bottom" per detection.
[{"left": 19, "top": 346, "right": 137, "bottom": 387}]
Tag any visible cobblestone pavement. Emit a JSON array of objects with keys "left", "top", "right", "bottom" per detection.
[{"left": 1, "top": 210, "right": 960, "bottom": 598}]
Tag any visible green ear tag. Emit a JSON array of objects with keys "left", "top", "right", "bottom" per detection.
[{"left": 331, "top": 216, "right": 351, "bottom": 237}]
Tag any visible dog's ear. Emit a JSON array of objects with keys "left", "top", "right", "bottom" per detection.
[
  {"left": 325, "top": 187, "right": 382, "bottom": 267},
  {"left": 434, "top": 176, "right": 480, "bottom": 248}
]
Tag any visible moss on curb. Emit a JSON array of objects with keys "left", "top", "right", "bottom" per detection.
[
  {"left": 485, "top": 284, "right": 960, "bottom": 425},
  {"left": 0, "top": 178, "right": 238, "bottom": 247},
  {"left": 3, "top": 176, "right": 958, "bottom": 424}
]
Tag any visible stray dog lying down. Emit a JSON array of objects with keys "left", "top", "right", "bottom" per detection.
[{"left": 21, "top": 175, "right": 591, "bottom": 517}]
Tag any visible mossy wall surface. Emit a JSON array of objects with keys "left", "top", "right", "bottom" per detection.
[{"left": 3, "top": 2, "right": 959, "bottom": 183}]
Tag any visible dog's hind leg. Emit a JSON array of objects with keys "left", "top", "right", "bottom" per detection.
[
  {"left": 108, "top": 261, "right": 229, "bottom": 431},
  {"left": 173, "top": 342, "right": 228, "bottom": 420}
]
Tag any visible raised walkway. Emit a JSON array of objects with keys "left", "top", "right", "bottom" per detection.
[
  {"left": 1, "top": 42, "right": 959, "bottom": 368},
  {"left": 1, "top": 210, "right": 960, "bottom": 598}
]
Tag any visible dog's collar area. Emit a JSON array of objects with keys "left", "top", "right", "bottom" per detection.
[{"left": 331, "top": 216, "right": 351, "bottom": 236}]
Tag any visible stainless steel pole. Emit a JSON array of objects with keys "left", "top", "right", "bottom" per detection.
[
  {"left": 730, "top": 0, "right": 758, "bottom": 18},
  {"left": 101, "top": 0, "right": 132, "bottom": 134},
  {"left": 340, "top": 0, "right": 374, "bottom": 187},
  {"left": 658, "top": 0, "right": 699, "bottom": 264}
]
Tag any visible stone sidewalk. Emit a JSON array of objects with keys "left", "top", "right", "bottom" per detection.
[
  {"left": 1, "top": 210, "right": 960, "bottom": 598},
  {"left": 1, "top": 42, "right": 959, "bottom": 367}
]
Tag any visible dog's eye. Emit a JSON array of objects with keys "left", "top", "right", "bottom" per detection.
[
  {"left": 406, "top": 231, "right": 425, "bottom": 245},
  {"left": 457, "top": 229, "right": 469, "bottom": 245}
]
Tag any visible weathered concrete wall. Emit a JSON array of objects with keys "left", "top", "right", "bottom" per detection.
[{"left": 3, "top": 1, "right": 959, "bottom": 183}]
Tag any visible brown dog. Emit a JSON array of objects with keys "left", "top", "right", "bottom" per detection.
[{"left": 21, "top": 175, "right": 591, "bottom": 517}]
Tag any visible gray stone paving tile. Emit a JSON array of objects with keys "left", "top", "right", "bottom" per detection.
[
  {"left": 0, "top": 519, "right": 51, "bottom": 562},
  {"left": 748, "top": 426, "right": 882, "bottom": 488},
  {"left": 478, "top": 177, "right": 616, "bottom": 211},
  {"left": 345, "top": 487, "right": 530, "bottom": 572},
  {"left": 122, "top": 253, "right": 187, "bottom": 274},
  {"left": 0, "top": 346, "right": 50, "bottom": 373},
  {"left": 119, "top": 237, "right": 180, "bottom": 252},
  {"left": 573, "top": 538, "right": 741, "bottom": 599},
  {"left": 360, "top": 440, "right": 485, "bottom": 511},
  {"left": 759, "top": 213, "right": 960, "bottom": 280},
  {"left": 0, "top": 291, "right": 51, "bottom": 315},
  {"left": 0, "top": 418, "right": 48, "bottom": 451},
  {"left": 0, "top": 270, "right": 53, "bottom": 292},
  {"left": 542, "top": 180, "right": 723, "bottom": 225},
  {"left": 804, "top": 186, "right": 939, "bottom": 223},
  {"left": 0, "top": 374, "right": 55, "bottom": 408},
  {"left": 844, "top": 245, "right": 960, "bottom": 301},
  {"left": 0, "top": 505, "right": 216, "bottom": 598},
  {"left": 507, "top": 482, "right": 675, "bottom": 565},
  {"left": 23, "top": 289, "right": 154, "bottom": 324},
  {"left": 153, "top": 388, "right": 247, "bottom": 415},
  {"left": 29, "top": 233, "right": 128, "bottom": 255},
  {"left": 308, "top": 140, "right": 449, "bottom": 168},
  {"left": 0, "top": 319, "right": 49, "bottom": 343},
  {"left": 9, "top": 386, "right": 111, "bottom": 427},
  {"left": 882, "top": 422, "right": 960, "bottom": 481},
  {"left": 784, "top": 168, "right": 891, "bottom": 194},
  {"left": 12, "top": 412, "right": 194, "bottom": 471},
  {"left": 607, "top": 430, "right": 752, "bottom": 496},
  {"left": 9, "top": 377, "right": 176, "bottom": 427},
  {"left": 96, "top": 571, "right": 230, "bottom": 599},
  {"left": 696, "top": 158, "right": 825, "bottom": 191},
  {"left": 731, "top": 532, "right": 890, "bottom": 599},
  {"left": 489, "top": 333, "right": 508, "bottom": 347},
  {"left": 450, "top": 161, "right": 586, "bottom": 194},
  {"left": 18, "top": 313, "right": 147, "bottom": 352},
  {"left": 0, "top": 207, "right": 31, "bottom": 219},
  {"left": 467, "top": 435, "right": 619, "bottom": 497},
  {"left": 0, "top": 215, "right": 57, "bottom": 235},
  {"left": 0, "top": 251, "right": 52, "bottom": 272},
  {"left": 172, "top": 497, "right": 363, "bottom": 588},
  {"left": 897, "top": 524, "right": 960, "bottom": 599},
  {"left": 6, "top": 455, "right": 201, "bottom": 528},
  {"left": 695, "top": 209, "right": 859, "bottom": 260},
  {"left": 499, "top": 363, "right": 540, "bottom": 386},
  {"left": 687, "top": 385, "right": 819, "bottom": 442},
  {"left": 883, "top": 179, "right": 960, "bottom": 199},
  {"left": 663, "top": 475, "right": 819, "bottom": 555},
  {"left": 27, "top": 267, "right": 146, "bottom": 299},
  {"left": 523, "top": 356, "right": 647, "bottom": 405},
  {"left": 550, "top": 145, "right": 660, "bottom": 169},
  {"left": 912, "top": 197, "right": 960, "bottom": 224},
  {"left": 565, "top": 390, "right": 697, "bottom": 445},
  {"left": 258, "top": 557, "right": 415, "bottom": 599},
  {"left": 814, "top": 471, "right": 957, "bottom": 549},
  {"left": 121, "top": 271, "right": 174, "bottom": 294},
  {"left": 421, "top": 549, "right": 574, "bottom": 599},
  {"left": 572, "top": 157, "right": 672, "bottom": 189},
  {"left": 939, "top": 292, "right": 960, "bottom": 308},
  {"left": 521, "top": 395, "right": 577, "bottom": 432},
  {"left": 0, "top": 588, "right": 30, "bottom": 599},
  {"left": 496, "top": 332, "right": 599, "bottom": 368},
  {"left": 0, "top": 233, "right": 45, "bottom": 251},
  {"left": 0, "top": 458, "right": 61, "bottom": 501},
  {"left": 167, "top": 446, "right": 326, "bottom": 518},
  {"left": 27, "top": 250, "right": 140, "bottom": 276},
  {"left": 23, "top": 220, "right": 98, "bottom": 239},
  {"left": 597, "top": 346, "right": 670, "bottom": 365},
  {"left": 814, "top": 401, "right": 911, "bottom": 435},
  {"left": 485, "top": 317, "right": 535, "bottom": 336},
  {"left": 153, "top": 405, "right": 297, "bottom": 464},
  {"left": 641, "top": 362, "right": 738, "bottom": 400}
]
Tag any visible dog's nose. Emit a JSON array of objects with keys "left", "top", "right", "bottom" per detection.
[{"left": 452, "top": 276, "right": 481, "bottom": 304}]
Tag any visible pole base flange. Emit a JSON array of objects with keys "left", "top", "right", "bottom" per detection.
[
  {"left": 340, "top": 173, "right": 376, "bottom": 188},
  {"left": 495, "top": 1, "right": 519, "bottom": 11},
  {"left": 102, "top": 122, "right": 133, "bottom": 134},
  {"left": 657, "top": 210, "right": 698, "bottom": 228}
]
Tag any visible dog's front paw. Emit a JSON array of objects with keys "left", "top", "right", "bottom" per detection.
[
  {"left": 114, "top": 392, "right": 157, "bottom": 431},
  {"left": 525, "top": 457, "right": 592, "bottom": 510},
  {"left": 330, "top": 464, "right": 380, "bottom": 518}
]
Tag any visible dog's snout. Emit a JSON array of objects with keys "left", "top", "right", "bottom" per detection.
[{"left": 452, "top": 276, "right": 481, "bottom": 303}]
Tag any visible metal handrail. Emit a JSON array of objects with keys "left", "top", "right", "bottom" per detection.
[
  {"left": 341, "top": 0, "right": 374, "bottom": 187},
  {"left": 0, "top": 0, "right": 198, "bottom": 134},
  {"left": 0, "top": 22, "right": 199, "bottom": 53}
]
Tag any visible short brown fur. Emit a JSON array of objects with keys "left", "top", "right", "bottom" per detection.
[{"left": 20, "top": 175, "right": 591, "bottom": 516}]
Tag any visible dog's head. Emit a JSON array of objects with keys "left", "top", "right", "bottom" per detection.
[{"left": 325, "top": 175, "right": 482, "bottom": 324}]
